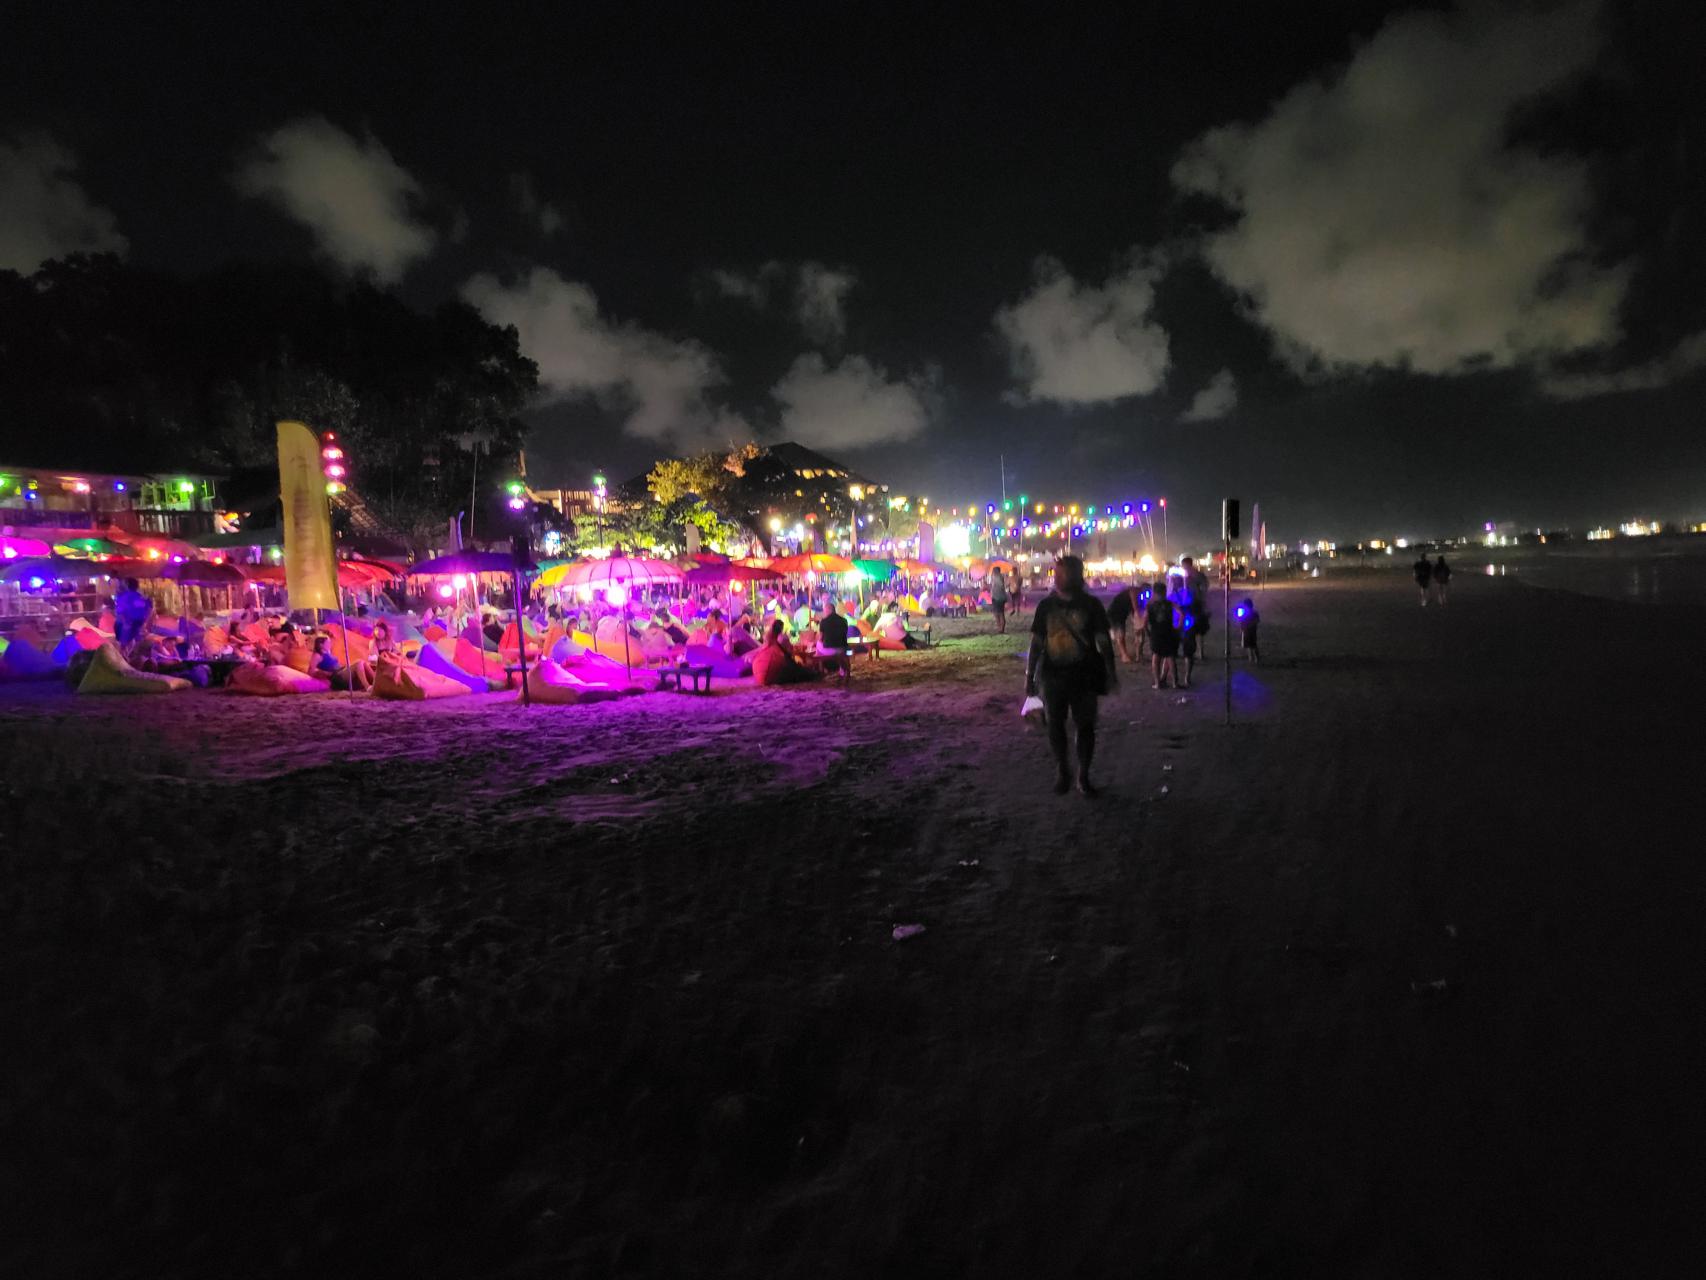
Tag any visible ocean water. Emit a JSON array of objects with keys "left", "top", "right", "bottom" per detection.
[{"left": 1476, "top": 537, "right": 1706, "bottom": 607}]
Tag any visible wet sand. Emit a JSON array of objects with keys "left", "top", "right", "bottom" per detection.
[{"left": 3, "top": 575, "right": 1703, "bottom": 1277}]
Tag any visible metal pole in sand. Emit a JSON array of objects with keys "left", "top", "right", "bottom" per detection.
[
  {"left": 513, "top": 566, "right": 530, "bottom": 707},
  {"left": 1223, "top": 534, "right": 1232, "bottom": 728}
]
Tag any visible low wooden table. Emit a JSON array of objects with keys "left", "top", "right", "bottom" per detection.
[{"left": 657, "top": 662, "right": 714, "bottom": 693}]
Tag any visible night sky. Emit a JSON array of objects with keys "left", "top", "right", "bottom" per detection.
[{"left": 5, "top": 2, "right": 1705, "bottom": 543}]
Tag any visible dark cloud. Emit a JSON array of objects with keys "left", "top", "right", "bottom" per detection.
[{"left": 0, "top": 133, "right": 126, "bottom": 271}]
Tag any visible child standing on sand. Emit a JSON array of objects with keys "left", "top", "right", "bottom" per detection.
[{"left": 1236, "top": 598, "right": 1260, "bottom": 662}]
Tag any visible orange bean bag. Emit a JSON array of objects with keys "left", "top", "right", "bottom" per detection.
[
  {"left": 228, "top": 663, "right": 328, "bottom": 696},
  {"left": 372, "top": 658, "right": 470, "bottom": 700},
  {"left": 497, "top": 621, "right": 540, "bottom": 660},
  {"left": 453, "top": 637, "right": 503, "bottom": 682},
  {"left": 422, "top": 623, "right": 448, "bottom": 641},
  {"left": 520, "top": 658, "right": 644, "bottom": 705},
  {"left": 320, "top": 624, "right": 370, "bottom": 664}
]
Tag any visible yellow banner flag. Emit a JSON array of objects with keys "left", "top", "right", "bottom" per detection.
[{"left": 276, "top": 419, "right": 339, "bottom": 611}]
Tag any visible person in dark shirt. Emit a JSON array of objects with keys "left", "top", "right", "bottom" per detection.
[
  {"left": 1026, "top": 555, "right": 1117, "bottom": 796},
  {"left": 1145, "top": 585, "right": 1178, "bottom": 689},
  {"left": 1107, "top": 584, "right": 1149, "bottom": 665},
  {"left": 1413, "top": 555, "right": 1432, "bottom": 605},
  {"left": 816, "top": 601, "right": 852, "bottom": 681},
  {"left": 1432, "top": 555, "right": 1451, "bottom": 605}
]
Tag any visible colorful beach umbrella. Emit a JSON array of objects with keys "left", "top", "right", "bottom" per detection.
[
  {"left": 0, "top": 555, "right": 98, "bottom": 585},
  {"left": 767, "top": 553, "right": 853, "bottom": 575},
  {"left": 537, "top": 556, "right": 685, "bottom": 589},
  {"left": 684, "top": 563, "right": 784, "bottom": 586},
  {"left": 851, "top": 558, "right": 896, "bottom": 582},
  {"left": 159, "top": 560, "right": 248, "bottom": 585},
  {"left": 0, "top": 534, "right": 52, "bottom": 560},
  {"left": 52, "top": 536, "right": 127, "bottom": 558}
]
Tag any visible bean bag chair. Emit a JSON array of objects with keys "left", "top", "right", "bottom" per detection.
[
  {"left": 685, "top": 643, "right": 751, "bottom": 680},
  {"left": 548, "top": 636, "right": 588, "bottom": 664},
  {"left": 51, "top": 633, "right": 83, "bottom": 664},
  {"left": 76, "top": 642, "right": 190, "bottom": 694},
  {"left": 520, "top": 659, "right": 643, "bottom": 705},
  {"left": 751, "top": 643, "right": 792, "bottom": 686},
  {"left": 320, "top": 624, "right": 371, "bottom": 664},
  {"left": 422, "top": 623, "right": 448, "bottom": 641},
  {"left": 460, "top": 621, "right": 502, "bottom": 653},
  {"left": 395, "top": 620, "right": 427, "bottom": 642},
  {"left": 228, "top": 663, "right": 327, "bottom": 696},
  {"left": 498, "top": 622, "right": 540, "bottom": 660},
  {"left": 69, "top": 617, "right": 113, "bottom": 647},
  {"left": 372, "top": 658, "right": 470, "bottom": 700},
  {"left": 592, "top": 616, "right": 643, "bottom": 665},
  {"left": 242, "top": 622, "right": 271, "bottom": 645},
  {"left": 202, "top": 626, "right": 229, "bottom": 653},
  {"left": 638, "top": 625, "right": 679, "bottom": 665},
  {"left": 2, "top": 636, "right": 64, "bottom": 680},
  {"left": 279, "top": 641, "right": 315, "bottom": 673},
  {"left": 452, "top": 637, "right": 504, "bottom": 682},
  {"left": 417, "top": 642, "right": 493, "bottom": 694},
  {"left": 98, "top": 610, "right": 117, "bottom": 634}
]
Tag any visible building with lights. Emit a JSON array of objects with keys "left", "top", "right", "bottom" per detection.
[{"left": 0, "top": 462, "right": 225, "bottom": 538}]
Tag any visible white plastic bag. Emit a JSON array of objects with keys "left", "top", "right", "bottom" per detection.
[{"left": 1019, "top": 694, "right": 1045, "bottom": 721}]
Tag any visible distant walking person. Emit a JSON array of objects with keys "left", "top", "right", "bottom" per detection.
[
  {"left": 989, "top": 566, "right": 1009, "bottom": 634},
  {"left": 1432, "top": 555, "right": 1451, "bottom": 605},
  {"left": 1026, "top": 555, "right": 1117, "bottom": 796},
  {"left": 1413, "top": 553, "right": 1433, "bottom": 605}
]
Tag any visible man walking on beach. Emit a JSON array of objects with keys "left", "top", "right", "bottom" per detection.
[
  {"left": 1413, "top": 553, "right": 1433, "bottom": 605},
  {"left": 989, "top": 566, "right": 1009, "bottom": 634},
  {"left": 1026, "top": 555, "right": 1117, "bottom": 796}
]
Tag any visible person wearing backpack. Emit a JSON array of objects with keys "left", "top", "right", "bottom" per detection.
[{"left": 1025, "top": 555, "right": 1117, "bottom": 796}]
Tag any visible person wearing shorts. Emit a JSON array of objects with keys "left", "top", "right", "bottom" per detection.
[
  {"left": 989, "top": 567, "right": 1009, "bottom": 634},
  {"left": 1026, "top": 556, "right": 1117, "bottom": 796},
  {"left": 1145, "top": 585, "right": 1178, "bottom": 689}
]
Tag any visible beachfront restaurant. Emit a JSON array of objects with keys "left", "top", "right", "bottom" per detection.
[{"left": 1, "top": 462, "right": 227, "bottom": 627}]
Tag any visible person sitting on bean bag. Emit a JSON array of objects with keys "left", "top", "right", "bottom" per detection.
[{"left": 751, "top": 618, "right": 821, "bottom": 686}]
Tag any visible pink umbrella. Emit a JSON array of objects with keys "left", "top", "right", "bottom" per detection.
[{"left": 1, "top": 534, "right": 53, "bottom": 560}]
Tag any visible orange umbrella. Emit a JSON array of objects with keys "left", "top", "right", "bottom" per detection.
[
  {"left": 767, "top": 553, "right": 853, "bottom": 575},
  {"left": 241, "top": 562, "right": 383, "bottom": 589}
]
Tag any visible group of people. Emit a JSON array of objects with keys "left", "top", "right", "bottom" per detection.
[
  {"left": 1022, "top": 554, "right": 1269, "bottom": 797},
  {"left": 1413, "top": 554, "right": 1452, "bottom": 605},
  {"left": 1098, "top": 556, "right": 1260, "bottom": 690}
]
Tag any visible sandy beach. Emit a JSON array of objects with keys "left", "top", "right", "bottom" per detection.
[{"left": 4, "top": 573, "right": 1703, "bottom": 1277}]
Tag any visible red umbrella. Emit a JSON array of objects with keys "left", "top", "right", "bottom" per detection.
[{"left": 685, "top": 563, "right": 784, "bottom": 585}]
